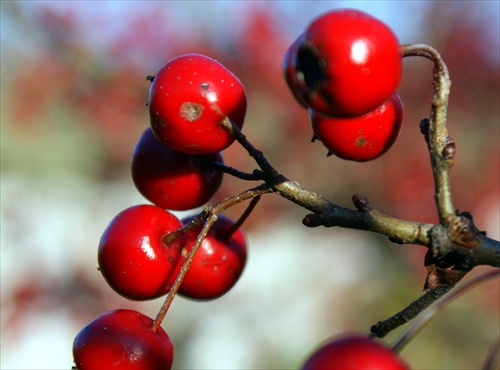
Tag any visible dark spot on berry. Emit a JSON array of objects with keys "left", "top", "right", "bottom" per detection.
[
  {"left": 356, "top": 136, "right": 368, "bottom": 146},
  {"left": 296, "top": 44, "right": 327, "bottom": 91}
]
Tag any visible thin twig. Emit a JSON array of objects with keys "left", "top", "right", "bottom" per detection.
[
  {"left": 151, "top": 183, "right": 273, "bottom": 330},
  {"left": 151, "top": 213, "right": 218, "bottom": 332},
  {"left": 217, "top": 46, "right": 499, "bottom": 341},
  {"left": 220, "top": 117, "right": 280, "bottom": 181},
  {"left": 222, "top": 195, "right": 262, "bottom": 240},
  {"left": 197, "top": 156, "right": 266, "bottom": 181},
  {"left": 391, "top": 269, "right": 500, "bottom": 352},
  {"left": 370, "top": 269, "right": 468, "bottom": 338},
  {"left": 221, "top": 112, "right": 499, "bottom": 267},
  {"left": 401, "top": 43, "right": 455, "bottom": 226}
]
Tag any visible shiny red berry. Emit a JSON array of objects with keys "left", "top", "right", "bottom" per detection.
[
  {"left": 98, "top": 205, "right": 186, "bottom": 300},
  {"left": 73, "top": 309, "right": 174, "bottom": 370},
  {"left": 291, "top": 9, "right": 402, "bottom": 117},
  {"left": 311, "top": 94, "right": 404, "bottom": 162},
  {"left": 301, "top": 335, "right": 409, "bottom": 370},
  {"left": 131, "top": 128, "right": 224, "bottom": 211},
  {"left": 148, "top": 53, "right": 247, "bottom": 155},
  {"left": 178, "top": 215, "right": 247, "bottom": 300}
]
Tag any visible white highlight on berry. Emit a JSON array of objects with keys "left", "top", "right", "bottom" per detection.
[
  {"left": 206, "top": 91, "right": 217, "bottom": 103},
  {"left": 140, "top": 236, "right": 155, "bottom": 260},
  {"left": 351, "top": 40, "right": 368, "bottom": 64}
]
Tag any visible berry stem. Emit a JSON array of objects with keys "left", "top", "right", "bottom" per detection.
[
  {"left": 220, "top": 113, "right": 499, "bottom": 270},
  {"left": 152, "top": 184, "right": 273, "bottom": 331},
  {"left": 221, "top": 195, "right": 261, "bottom": 241},
  {"left": 197, "top": 156, "right": 266, "bottom": 181},
  {"left": 217, "top": 45, "right": 499, "bottom": 341},
  {"left": 220, "top": 117, "right": 281, "bottom": 182},
  {"left": 151, "top": 213, "right": 218, "bottom": 333},
  {"left": 161, "top": 210, "right": 209, "bottom": 247}
]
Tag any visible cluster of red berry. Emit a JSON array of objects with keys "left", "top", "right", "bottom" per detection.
[
  {"left": 72, "top": 9, "right": 411, "bottom": 370},
  {"left": 72, "top": 54, "right": 248, "bottom": 369},
  {"left": 284, "top": 9, "right": 404, "bottom": 162}
]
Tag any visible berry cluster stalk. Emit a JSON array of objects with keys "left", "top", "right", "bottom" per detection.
[{"left": 210, "top": 44, "right": 500, "bottom": 338}]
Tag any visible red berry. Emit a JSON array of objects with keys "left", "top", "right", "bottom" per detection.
[
  {"left": 178, "top": 215, "right": 247, "bottom": 300},
  {"left": 73, "top": 309, "right": 174, "bottom": 370},
  {"left": 301, "top": 335, "right": 409, "bottom": 370},
  {"left": 131, "top": 128, "right": 224, "bottom": 211},
  {"left": 311, "top": 94, "right": 404, "bottom": 162},
  {"left": 98, "top": 205, "right": 186, "bottom": 300},
  {"left": 148, "top": 53, "right": 247, "bottom": 154},
  {"left": 291, "top": 9, "right": 402, "bottom": 117}
]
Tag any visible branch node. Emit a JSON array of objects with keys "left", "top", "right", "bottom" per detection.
[
  {"left": 302, "top": 213, "right": 324, "bottom": 227},
  {"left": 442, "top": 137, "right": 456, "bottom": 165},
  {"left": 419, "top": 118, "right": 430, "bottom": 141},
  {"left": 352, "top": 194, "right": 373, "bottom": 212},
  {"left": 424, "top": 264, "right": 465, "bottom": 290},
  {"left": 447, "top": 215, "right": 482, "bottom": 249}
]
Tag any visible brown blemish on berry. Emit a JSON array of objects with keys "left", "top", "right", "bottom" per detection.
[
  {"left": 180, "top": 102, "right": 204, "bottom": 122},
  {"left": 356, "top": 136, "right": 368, "bottom": 147}
]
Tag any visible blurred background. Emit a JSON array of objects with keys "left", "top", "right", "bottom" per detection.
[{"left": 1, "top": 1, "right": 499, "bottom": 369}]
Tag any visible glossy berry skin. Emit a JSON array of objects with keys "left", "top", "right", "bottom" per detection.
[
  {"left": 301, "top": 335, "right": 409, "bottom": 370},
  {"left": 73, "top": 309, "right": 174, "bottom": 370},
  {"left": 132, "top": 128, "right": 224, "bottom": 211},
  {"left": 178, "top": 214, "right": 247, "bottom": 300},
  {"left": 98, "top": 205, "right": 186, "bottom": 300},
  {"left": 148, "top": 53, "right": 247, "bottom": 155},
  {"left": 292, "top": 9, "right": 402, "bottom": 117},
  {"left": 311, "top": 94, "right": 404, "bottom": 162}
]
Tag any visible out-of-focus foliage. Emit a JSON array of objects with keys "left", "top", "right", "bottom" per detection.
[
  {"left": 1, "top": 2, "right": 498, "bottom": 369},
  {"left": 2, "top": 2, "right": 498, "bottom": 221}
]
